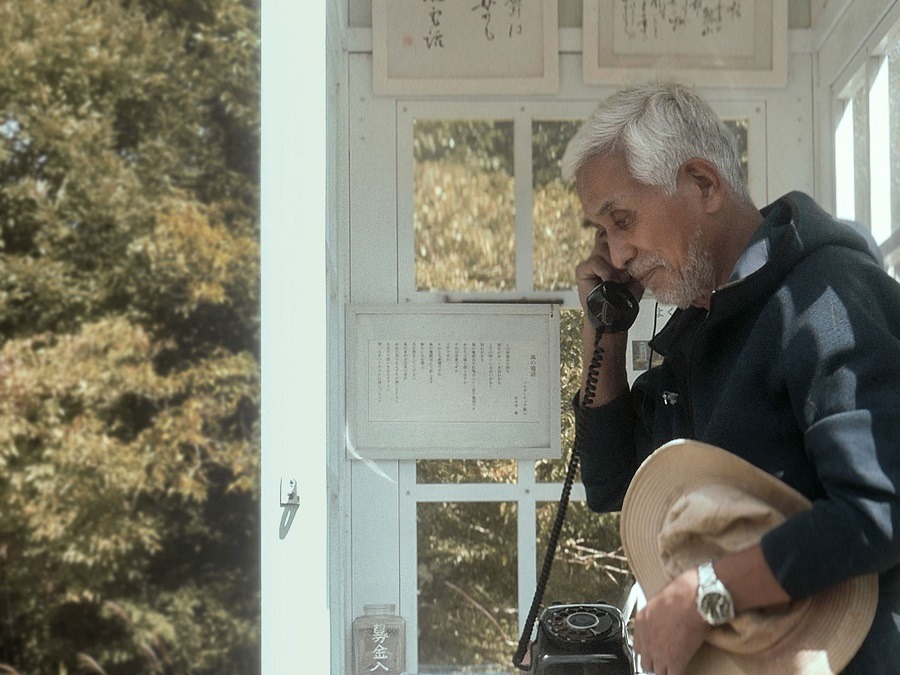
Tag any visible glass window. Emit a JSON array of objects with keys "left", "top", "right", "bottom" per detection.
[
  {"left": 414, "top": 119, "right": 516, "bottom": 292},
  {"left": 417, "top": 459, "right": 517, "bottom": 484},
  {"left": 723, "top": 119, "right": 750, "bottom": 186},
  {"left": 412, "top": 113, "right": 749, "bottom": 298},
  {"left": 532, "top": 119, "right": 589, "bottom": 291},
  {"left": 416, "top": 501, "right": 518, "bottom": 673},
  {"left": 535, "top": 502, "right": 633, "bottom": 609},
  {"left": 835, "top": 99, "right": 856, "bottom": 221},
  {"left": 833, "top": 43, "right": 900, "bottom": 277}
]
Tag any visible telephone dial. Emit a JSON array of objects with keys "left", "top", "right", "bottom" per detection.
[
  {"left": 513, "top": 281, "right": 639, "bottom": 674},
  {"left": 529, "top": 602, "right": 635, "bottom": 674}
]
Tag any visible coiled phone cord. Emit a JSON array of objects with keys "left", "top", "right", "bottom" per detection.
[{"left": 512, "top": 329, "right": 605, "bottom": 670}]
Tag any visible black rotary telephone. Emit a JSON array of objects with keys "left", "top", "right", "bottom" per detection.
[{"left": 512, "top": 281, "right": 639, "bottom": 674}]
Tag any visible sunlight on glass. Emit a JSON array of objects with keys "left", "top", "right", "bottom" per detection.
[
  {"left": 870, "top": 59, "right": 891, "bottom": 244},
  {"left": 414, "top": 119, "right": 516, "bottom": 291},
  {"left": 417, "top": 502, "right": 518, "bottom": 673},
  {"left": 835, "top": 98, "right": 856, "bottom": 221}
]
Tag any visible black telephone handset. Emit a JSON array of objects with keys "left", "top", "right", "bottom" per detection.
[
  {"left": 512, "top": 279, "right": 640, "bottom": 672},
  {"left": 585, "top": 280, "right": 639, "bottom": 334}
]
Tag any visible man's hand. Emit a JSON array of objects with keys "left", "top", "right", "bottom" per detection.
[
  {"left": 575, "top": 227, "right": 642, "bottom": 407},
  {"left": 632, "top": 568, "right": 710, "bottom": 675},
  {"left": 631, "top": 547, "right": 791, "bottom": 674},
  {"left": 575, "top": 228, "right": 644, "bottom": 313}
]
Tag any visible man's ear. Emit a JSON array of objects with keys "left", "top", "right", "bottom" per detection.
[{"left": 680, "top": 158, "right": 725, "bottom": 213}]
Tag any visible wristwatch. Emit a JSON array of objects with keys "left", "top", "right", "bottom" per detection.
[{"left": 696, "top": 561, "right": 735, "bottom": 626}]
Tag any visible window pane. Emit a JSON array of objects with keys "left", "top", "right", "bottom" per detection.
[
  {"left": 532, "top": 120, "right": 591, "bottom": 291},
  {"left": 417, "top": 502, "right": 518, "bottom": 673},
  {"left": 535, "top": 502, "right": 633, "bottom": 609},
  {"left": 414, "top": 120, "right": 515, "bottom": 291},
  {"left": 417, "top": 459, "right": 516, "bottom": 484},
  {"left": 722, "top": 118, "right": 750, "bottom": 185},
  {"left": 835, "top": 98, "right": 856, "bottom": 221}
]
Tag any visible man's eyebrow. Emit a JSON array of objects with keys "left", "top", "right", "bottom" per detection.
[
  {"left": 582, "top": 199, "right": 618, "bottom": 228},
  {"left": 594, "top": 199, "right": 617, "bottom": 218}
]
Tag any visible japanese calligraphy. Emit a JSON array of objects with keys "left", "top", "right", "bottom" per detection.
[
  {"left": 421, "top": 0, "right": 525, "bottom": 50},
  {"left": 620, "top": 0, "right": 744, "bottom": 40},
  {"left": 369, "top": 624, "right": 392, "bottom": 672},
  {"left": 368, "top": 339, "right": 543, "bottom": 422},
  {"left": 472, "top": 0, "right": 527, "bottom": 41},
  {"left": 423, "top": 0, "right": 445, "bottom": 48}
]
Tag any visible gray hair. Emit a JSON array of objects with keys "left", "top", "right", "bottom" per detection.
[{"left": 563, "top": 83, "right": 751, "bottom": 203}]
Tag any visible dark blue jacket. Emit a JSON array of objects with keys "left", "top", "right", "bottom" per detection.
[{"left": 577, "top": 192, "right": 900, "bottom": 672}]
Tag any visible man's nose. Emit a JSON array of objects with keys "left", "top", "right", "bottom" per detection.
[{"left": 607, "top": 235, "right": 636, "bottom": 271}]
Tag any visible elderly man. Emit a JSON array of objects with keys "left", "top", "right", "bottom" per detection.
[{"left": 568, "top": 83, "right": 900, "bottom": 674}]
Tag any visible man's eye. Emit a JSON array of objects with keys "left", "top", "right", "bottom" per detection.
[{"left": 608, "top": 211, "right": 630, "bottom": 229}]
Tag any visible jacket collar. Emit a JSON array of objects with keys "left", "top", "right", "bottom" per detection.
[{"left": 647, "top": 191, "right": 871, "bottom": 354}]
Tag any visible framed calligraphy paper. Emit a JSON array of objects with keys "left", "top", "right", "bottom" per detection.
[
  {"left": 583, "top": 0, "right": 788, "bottom": 87},
  {"left": 346, "top": 304, "right": 561, "bottom": 460},
  {"left": 372, "top": 0, "right": 559, "bottom": 95}
]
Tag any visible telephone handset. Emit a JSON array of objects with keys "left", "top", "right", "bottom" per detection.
[
  {"left": 512, "top": 280, "right": 639, "bottom": 672},
  {"left": 585, "top": 281, "right": 639, "bottom": 334}
]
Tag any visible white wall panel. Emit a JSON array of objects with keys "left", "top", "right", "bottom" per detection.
[
  {"left": 766, "top": 52, "right": 816, "bottom": 199},
  {"left": 347, "top": 50, "right": 404, "bottom": 652}
]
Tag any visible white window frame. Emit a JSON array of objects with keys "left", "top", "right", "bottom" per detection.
[
  {"left": 824, "top": 0, "right": 900, "bottom": 275},
  {"left": 397, "top": 100, "right": 768, "bottom": 307}
]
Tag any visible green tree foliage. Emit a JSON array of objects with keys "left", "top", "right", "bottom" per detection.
[{"left": 0, "top": 0, "right": 259, "bottom": 672}]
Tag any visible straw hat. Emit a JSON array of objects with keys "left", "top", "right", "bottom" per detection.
[{"left": 620, "top": 439, "right": 878, "bottom": 674}]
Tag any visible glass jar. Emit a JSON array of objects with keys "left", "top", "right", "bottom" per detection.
[{"left": 352, "top": 603, "right": 406, "bottom": 674}]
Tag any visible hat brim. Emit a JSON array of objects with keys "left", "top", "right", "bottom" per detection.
[{"left": 621, "top": 439, "right": 878, "bottom": 674}]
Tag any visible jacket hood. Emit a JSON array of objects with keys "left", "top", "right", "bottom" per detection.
[
  {"left": 707, "top": 191, "right": 877, "bottom": 325},
  {"left": 650, "top": 192, "right": 878, "bottom": 354}
]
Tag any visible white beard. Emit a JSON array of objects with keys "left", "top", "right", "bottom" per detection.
[{"left": 628, "top": 229, "right": 715, "bottom": 308}]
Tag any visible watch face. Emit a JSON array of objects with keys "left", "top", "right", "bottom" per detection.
[{"left": 699, "top": 592, "right": 733, "bottom": 625}]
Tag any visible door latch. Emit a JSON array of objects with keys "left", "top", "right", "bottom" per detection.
[{"left": 280, "top": 477, "right": 300, "bottom": 506}]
